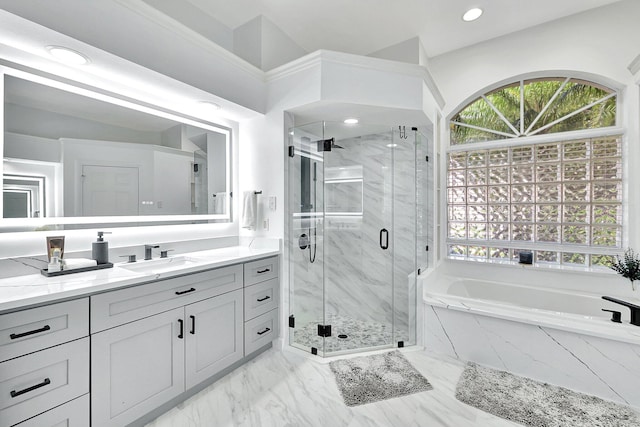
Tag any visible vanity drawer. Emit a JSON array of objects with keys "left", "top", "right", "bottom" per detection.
[
  {"left": 244, "top": 278, "right": 279, "bottom": 320},
  {"left": 244, "top": 308, "right": 279, "bottom": 355},
  {"left": 0, "top": 337, "right": 89, "bottom": 427},
  {"left": 14, "top": 393, "right": 89, "bottom": 427},
  {"left": 0, "top": 298, "right": 88, "bottom": 363},
  {"left": 243, "top": 256, "right": 278, "bottom": 286},
  {"left": 91, "top": 264, "right": 243, "bottom": 333}
]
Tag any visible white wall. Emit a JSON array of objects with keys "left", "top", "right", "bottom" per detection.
[{"left": 428, "top": 0, "right": 640, "bottom": 292}]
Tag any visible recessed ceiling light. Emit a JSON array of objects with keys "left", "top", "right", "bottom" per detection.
[
  {"left": 344, "top": 118, "right": 359, "bottom": 124},
  {"left": 199, "top": 101, "right": 222, "bottom": 111},
  {"left": 46, "top": 46, "right": 90, "bottom": 65},
  {"left": 462, "top": 7, "right": 483, "bottom": 22}
]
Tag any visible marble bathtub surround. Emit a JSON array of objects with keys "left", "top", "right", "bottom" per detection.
[
  {"left": 456, "top": 362, "right": 640, "bottom": 426},
  {"left": 330, "top": 351, "right": 433, "bottom": 406},
  {"left": 425, "top": 304, "right": 640, "bottom": 409}
]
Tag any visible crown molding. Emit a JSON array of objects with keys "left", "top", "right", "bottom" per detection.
[{"left": 113, "top": 0, "right": 264, "bottom": 81}]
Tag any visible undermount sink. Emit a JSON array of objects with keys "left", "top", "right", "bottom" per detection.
[{"left": 118, "top": 256, "right": 202, "bottom": 274}]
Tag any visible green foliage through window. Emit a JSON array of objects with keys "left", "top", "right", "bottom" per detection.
[{"left": 451, "top": 78, "right": 617, "bottom": 145}]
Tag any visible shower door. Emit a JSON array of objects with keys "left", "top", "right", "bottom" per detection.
[{"left": 321, "top": 124, "right": 395, "bottom": 354}]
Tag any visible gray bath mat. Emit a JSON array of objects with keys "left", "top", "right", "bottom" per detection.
[
  {"left": 456, "top": 362, "right": 640, "bottom": 427},
  {"left": 330, "top": 351, "right": 433, "bottom": 406}
]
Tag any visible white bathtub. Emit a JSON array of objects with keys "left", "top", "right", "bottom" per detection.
[{"left": 424, "top": 276, "right": 640, "bottom": 409}]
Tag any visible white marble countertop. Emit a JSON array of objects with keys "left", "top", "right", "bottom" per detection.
[{"left": 0, "top": 245, "right": 280, "bottom": 314}]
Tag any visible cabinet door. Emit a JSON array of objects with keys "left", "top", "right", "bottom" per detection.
[
  {"left": 185, "top": 289, "right": 243, "bottom": 389},
  {"left": 91, "top": 308, "right": 184, "bottom": 427}
]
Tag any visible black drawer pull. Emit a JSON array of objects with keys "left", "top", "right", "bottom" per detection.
[
  {"left": 257, "top": 268, "right": 270, "bottom": 274},
  {"left": 257, "top": 327, "right": 271, "bottom": 336},
  {"left": 10, "top": 324, "right": 51, "bottom": 340},
  {"left": 190, "top": 315, "right": 195, "bottom": 335},
  {"left": 10, "top": 378, "right": 51, "bottom": 398},
  {"left": 257, "top": 296, "right": 271, "bottom": 302},
  {"left": 175, "top": 287, "right": 196, "bottom": 295},
  {"left": 178, "top": 319, "right": 184, "bottom": 339}
]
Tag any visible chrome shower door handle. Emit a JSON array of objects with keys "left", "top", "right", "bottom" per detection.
[{"left": 379, "top": 228, "right": 389, "bottom": 250}]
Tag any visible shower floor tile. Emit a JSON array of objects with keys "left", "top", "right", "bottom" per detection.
[{"left": 292, "top": 316, "right": 410, "bottom": 354}]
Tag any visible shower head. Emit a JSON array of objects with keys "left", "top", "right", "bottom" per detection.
[{"left": 316, "top": 138, "right": 344, "bottom": 152}]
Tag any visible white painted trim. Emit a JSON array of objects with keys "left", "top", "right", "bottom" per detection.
[
  {"left": 265, "top": 50, "right": 446, "bottom": 109},
  {"left": 113, "top": 0, "right": 264, "bottom": 80},
  {"left": 447, "top": 126, "right": 624, "bottom": 152}
]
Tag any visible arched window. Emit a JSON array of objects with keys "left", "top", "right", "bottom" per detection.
[{"left": 447, "top": 77, "right": 621, "bottom": 267}]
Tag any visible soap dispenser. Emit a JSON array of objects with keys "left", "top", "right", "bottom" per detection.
[{"left": 92, "top": 231, "right": 112, "bottom": 264}]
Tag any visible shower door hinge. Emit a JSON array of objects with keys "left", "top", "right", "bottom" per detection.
[
  {"left": 398, "top": 341, "right": 405, "bottom": 348},
  {"left": 426, "top": 245, "right": 429, "bottom": 251},
  {"left": 418, "top": 268, "right": 421, "bottom": 275},
  {"left": 289, "top": 315, "right": 295, "bottom": 328},
  {"left": 411, "top": 127, "right": 418, "bottom": 132},
  {"left": 288, "top": 145, "right": 295, "bottom": 157},
  {"left": 425, "top": 156, "right": 429, "bottom": 162},
  {"left": 317, "top": 324, "right": 332, "bottom": 337}
]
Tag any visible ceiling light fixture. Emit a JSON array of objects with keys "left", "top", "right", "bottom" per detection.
[
  {"left": 46, "top": 46, "right": 90, "bottom": 65},
  {"left": 344, "top": 118, "right": 359, "bottom": 124},
  {"left": 462, "top": 7, "right": 483, "bottom": 22},
  {"left": 199, "top": 101, "right": 222, "bottom": 111}
]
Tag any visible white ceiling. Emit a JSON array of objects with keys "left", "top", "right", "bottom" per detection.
[{"left": 182, "top": 0, "right": 623, "bottom": 57}]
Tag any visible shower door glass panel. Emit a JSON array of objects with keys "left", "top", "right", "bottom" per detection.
[
  {"left": 393, "top": 128, "right": 421, "bottom": 346},
  {"left": 322, "top": 124, "right": 395, "bottom": 354},
  {"left": 288, "top": 122, "right": 326, "bottom": 353}
]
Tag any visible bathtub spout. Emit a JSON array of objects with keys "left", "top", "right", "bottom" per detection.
[{"left": 602, "top": 296, "right": 640, "bottom": 326}]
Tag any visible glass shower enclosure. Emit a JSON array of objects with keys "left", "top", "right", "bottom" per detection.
[{"left": 287, "top": 121, "right": 427, "bottom": 356}]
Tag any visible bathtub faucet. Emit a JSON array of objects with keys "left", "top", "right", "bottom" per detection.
[{"left": 602, "top": 296, "right": 640, "bottom": 326}]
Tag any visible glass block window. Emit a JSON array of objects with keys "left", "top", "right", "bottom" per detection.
[{"left": 446, "top": 77, "right": 621, "bottom": 267}]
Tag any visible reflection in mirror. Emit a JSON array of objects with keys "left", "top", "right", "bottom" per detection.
[{"left": 2, "top": 72, "right": 230, "bottom": 230}]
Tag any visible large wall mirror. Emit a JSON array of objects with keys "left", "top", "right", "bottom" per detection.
[{"left": 1, "top": 68, "right": 231, "bottom": 231}]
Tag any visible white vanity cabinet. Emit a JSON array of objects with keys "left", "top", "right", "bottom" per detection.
[
  {"left": 0, "top": 299, "right": 90, "bottom": 427},
  {"left": 90, "top": 266, "right": 245, "bottom": 427},
  {"left": 243, "top": 256, "right": 280, "bottom": 355}
]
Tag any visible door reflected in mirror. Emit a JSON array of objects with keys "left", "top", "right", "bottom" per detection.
[{"left": 2, "top": 72, "right": 231, "bottom": 230}]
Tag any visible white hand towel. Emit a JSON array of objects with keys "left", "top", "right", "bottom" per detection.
[
  {"left": 214, "top": 192, "right": 226, "bottom": 214},
  {"left": 241, "top": 191, "right": 257, "bottom": 229},
  {"left": 62, "top": 258, "right": 98, "bottom": 270}
]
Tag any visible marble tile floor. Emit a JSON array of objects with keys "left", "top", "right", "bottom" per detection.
[
  {"left": 144, "top": 347, "right": 522, "bottom": 427},
  {"left": 292, "top": 316, "right": 410, "bottom": 354}
]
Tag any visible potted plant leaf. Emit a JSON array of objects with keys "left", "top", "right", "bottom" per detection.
[{"left": 610, "top": 248, "right": 640, "bottom": 291}]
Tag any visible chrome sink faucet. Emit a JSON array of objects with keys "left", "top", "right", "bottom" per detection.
[{"left": 144, "top": 244, "right": 160, "bottom": 260}]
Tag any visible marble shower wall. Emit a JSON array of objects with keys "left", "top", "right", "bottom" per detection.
[{"left": 323, "top": 131, "right": 418, "bottom": 342}]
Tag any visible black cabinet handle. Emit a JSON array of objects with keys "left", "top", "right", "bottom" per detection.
[
  {"left": 257, "top": 296, "right": 271, "bottom": 302},
  {"left": 190, "top": 315, "right": 195, "bottom": 334},
  {"left": 10, "top": 325, "right": 51, "bottom": 340},
  {"left": 379, "top": 228, "right": 389, "bottom": 250},
  {"left": 10, "top": 378, "right": 51, "bottom": 398},
  {"left": 175, "top": 287, "right": 196, "bottom": 296},
  {"left": 257, "top": 327, "right": 271, "bottom": 335},
  {"left": 178, "top": 319, "right": 184, "bottom": 339},
  {"left": 257, "top": 268, "right": 270, "bottom": 274}
]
